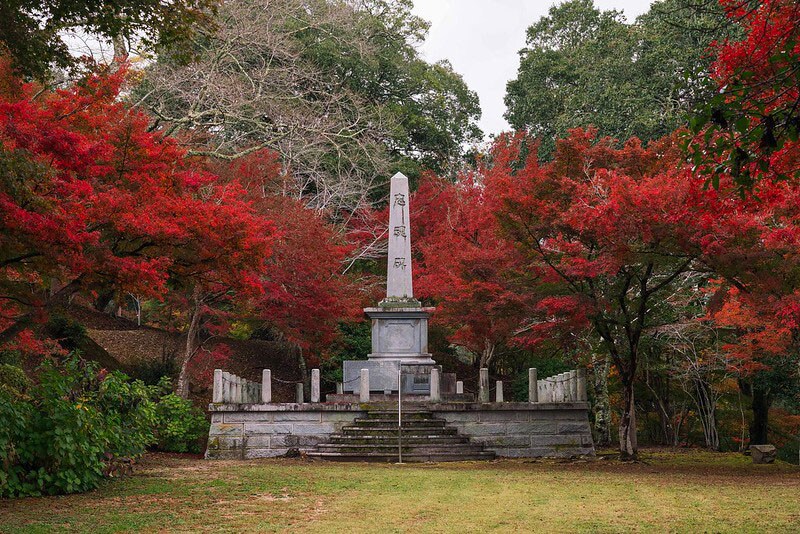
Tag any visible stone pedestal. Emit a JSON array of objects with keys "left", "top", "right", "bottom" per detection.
[
  {"left": 750, "top": 444, "right": 777, "bottom": 464},
  {"left": 340, "top": 173, "right": 437, "bottom": 395},
  {"left": 364, "top": 306, "right": 434, "bottom": 364},
  {"left": 342, "top": 361, "right": 440, "bottom": 394},
  {"left": 339, "top": 304, "right": 436, "bottom": 395}
]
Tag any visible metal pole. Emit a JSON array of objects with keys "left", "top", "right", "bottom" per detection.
[{"left": 398, "top": 365, "right": 403, "bottom": 464}]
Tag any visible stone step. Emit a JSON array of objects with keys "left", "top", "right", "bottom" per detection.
[
  {"left": 305, "top": 451, "right": 496, "bottom": 463},
  {"left": 306, "top": 409, "right": 495, "bottom": 463},
  {"left": 315, "top": 443, "right": 487, "bottom": 454},
  {"left": 365, "top": 411, "right": 433, "bottom": 420},
  {"left": 328, "top": 435, "right": 469, "bottom": 445},
  {"left": 352, "top": 418, "right": 446, "bottom": 427},
  {"left": 340, "top": 426, "right": 458, "bottom": 436}
]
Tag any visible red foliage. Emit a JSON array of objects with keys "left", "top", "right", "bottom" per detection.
[
  {"left": 0, "top": 328, "right": 67, "bottom": 358},
  {"left": 691, "top": 0, "right": 800, "bottom": 185},
  {"left": 0, "top": 60, "right": 274, "bottom": 345},
  {"left": 710, "top": 286, "right": 791, "bottom": 374},
  {"left": 187, "top": 343, "right": 232, "bottom": 386},
  {"left": 414, "top": 171, "right": 532, "bottom": 365},
  {"left": 209, "top": 150, "right": 361, "bottom": 354}
]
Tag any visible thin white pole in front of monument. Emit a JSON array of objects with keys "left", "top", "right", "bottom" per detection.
[{"left": 398, "top": 365, "right": 403, "bottom": 464}]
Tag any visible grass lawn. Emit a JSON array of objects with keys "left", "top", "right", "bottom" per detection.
[{"left": 1, "top": 450, "right": 798, "bottom": 533}]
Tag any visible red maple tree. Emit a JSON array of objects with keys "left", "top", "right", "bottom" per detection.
[
  {"left": 690, "top": 0, "right": 800, "bottom": 187},
  {"left": 0, "top": 59, "right": 274, "bottom": 385},
  {"left": 414, "top": 170, "right": 533, "bottom": 370}
]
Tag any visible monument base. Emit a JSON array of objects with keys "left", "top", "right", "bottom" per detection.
[
  {"left": 342, "top": 361, "right": 440, "bottom": 394},
  {"left": 364, "top": 306, "right": 435, "bottom": 364}
]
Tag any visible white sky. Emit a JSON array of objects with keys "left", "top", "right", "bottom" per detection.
[{"left": 411, "top": 0, "right": 652, "bottom": 138}]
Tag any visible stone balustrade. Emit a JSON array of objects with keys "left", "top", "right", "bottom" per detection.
[
  {"left": 213, "top": 368, "right": 322, "bottom": 404},
  {"left": 464, "top": 367, "right": 588, "bottom": 404},
  {"left": 207, "top": 366, "right": 595, "bottom": 460},
  {"left": 213, "top": 366, "right": 588, "bottom": 405},
  {"left": 535, "top": 369, "right": 588, "bottom": 403},
  {"left": 213, "top": 369, "right": 263, "bottom": 404}
]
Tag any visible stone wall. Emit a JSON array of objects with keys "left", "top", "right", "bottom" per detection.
[
  {"left": 206, "top": 402, "right": 594, "bottom": 460},
  {"left": 433, "top": 402, "right": 594, "bottom": 458},
  {"left": 206, "top": 404, "right": 361, "bottom": 459}
]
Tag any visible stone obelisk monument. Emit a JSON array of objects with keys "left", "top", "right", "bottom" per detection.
[
  {"left": 384, "top": 172, "right": 417, "bottom": 304},
  {"left": 342, "top": 172, "right": 436, "bottom": 394}
]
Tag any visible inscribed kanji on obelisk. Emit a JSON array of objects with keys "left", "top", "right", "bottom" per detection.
[{"left": 385, "top": 172, "right": 414, "bottom": 301}]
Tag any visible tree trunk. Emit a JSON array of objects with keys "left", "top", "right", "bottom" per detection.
[
  {"left": 750, "top": 384, "right": 771, "bottom": 445},
  {"left": 479, "top": 339, "right": 495, "bottom": 369},
  {"left": 591, "top": 355, "right": 612, "bottom": 446},
  {"left": 694, "top": 378, "right": 719, "bottom": 450},
  {"left": 644, "top": 367, "right": 674, "bottom": 446},
  {"left": 618, "top": 380, "right": 638, "bottom": 460},
  {"left": 112, "top": 31, "right": 128, "bottom": 62},
  {"left": 298, "top": 345, "right": 308, "bottom": 400},
  {"left": 176, "top": 288, "right": 202, "bottom": 399}
]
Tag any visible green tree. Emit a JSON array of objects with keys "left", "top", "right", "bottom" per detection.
[
  {"left": 504, "top": 0, "right": 730, "bottom": 158},
  {"left": 0, "top": 0, "right": 216, "bottom": 79},
  {"left": 138, "top": 0, "right": 481, "bottom": 216}
]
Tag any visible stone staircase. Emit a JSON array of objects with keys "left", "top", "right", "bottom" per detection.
[{"left": 306, "top": 410, "right": 495, "bottom": 462}]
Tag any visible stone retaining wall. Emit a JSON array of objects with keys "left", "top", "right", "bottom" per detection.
[
  {"left": 433, "top": 403, "right": 594, "bottom": 458},
  {"left": 207, "top": 404, "right": 361, "bottom": 459},
  {"left": 206, "top": 402, "right": 594, "bottom": 460}
]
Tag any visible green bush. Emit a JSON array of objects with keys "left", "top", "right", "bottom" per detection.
[
  {"left": 0, "top": 363, "right": 29, "bottom": 393},
  {"left": 0, "top": 356, "right": 156, "bottom": 497},
  {"left": 152, "top": 377, "right": 209, "bottom": 453},
  {"left": 0, "top": 356, "right": 212, "bottom": 497}
]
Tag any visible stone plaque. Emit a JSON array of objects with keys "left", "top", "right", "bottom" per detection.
[{"left": 385, "top": 321, "right": 415, "bottom": 351}]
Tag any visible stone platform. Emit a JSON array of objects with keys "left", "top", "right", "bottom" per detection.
[{"left": 206, "top": 400, "right": 594, "bottom": 460}]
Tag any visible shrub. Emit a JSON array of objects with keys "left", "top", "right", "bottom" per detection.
[
  {"left": 0, "top": 355, "right": 156, "bottom": 497},
  {"left": 0, "top": 363, "right": 29, "bottom": 393},
  {"left": 152, "top": 377, "right": 209, "bottom": 453}
]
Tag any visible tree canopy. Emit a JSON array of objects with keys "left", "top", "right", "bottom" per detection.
[
  {"left": 137, "top": 0, "right": 481, "bottom": 217},
  {"left": 0, "top": 0, "right": 216, "bottom": 79},
  {"left": 504, "top": 0, "right": 733, "bottom": 158}
]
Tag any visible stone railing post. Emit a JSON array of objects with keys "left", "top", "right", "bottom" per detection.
[
  {"left": 336, "top": 382, "right": 343, "bottom": 394},
  {"left": 359, "top": 368, "right": 370, "bottom": 402},
  {"left": 456, "top": 380, "right": 464, "bottom": 395},
  {"left": 430, "top": 368, "right": 441, "bottom": 401},
  {"left": 478, "top": 368, "right": 490, "bottom": 403},
  {"left": 528, "top": 368, "right": 538, "bottom": 403},
  {"left": 213, "top": 369, "right": 223, "bottom": 403},
  {"left": 296, "top": 382, "right": 304, "bottom": 403},
  {"left": 222, "top": 371, "right": 231, "bottom": 403},
  {"left": 577, "top": 368, "right": 587, "bottom": 401},
  {"left": 311, "top": 368, "right": 320, "bottom": 403},
  {"left": 262, "top": 369, "right": 272, "bottom": 403},
  {"left": 495, "top": 380, "right": 504, "bottom": 402},
  {"left": 570, "top": 370, "right": 578, "bottom": 401}
]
